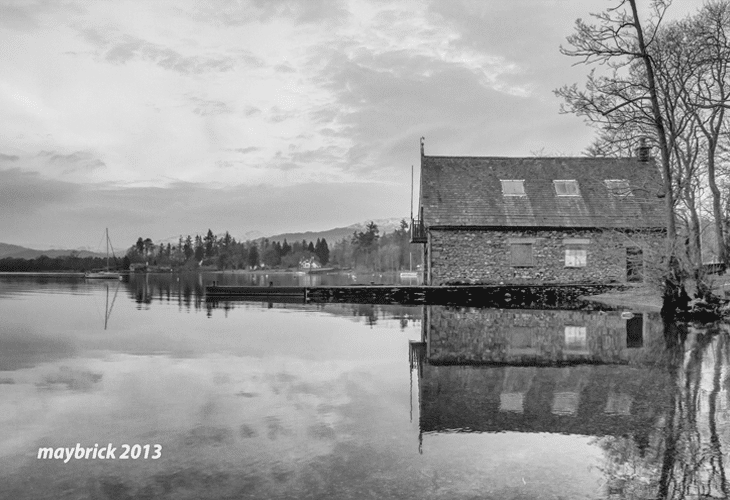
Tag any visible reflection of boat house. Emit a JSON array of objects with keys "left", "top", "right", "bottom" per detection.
[
  {"left": 413, "top": 307, "right": 672, "bottom": 439},
  {"left": 422, "top": 306, "right": 663, "bottom": 365},
  {"left": 411, "top": 140, "right": 666, "bottom": 285}
]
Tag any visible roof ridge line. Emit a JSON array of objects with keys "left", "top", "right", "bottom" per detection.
[{"left": 424, "top": 155, "right": 638, "bottom": 160}]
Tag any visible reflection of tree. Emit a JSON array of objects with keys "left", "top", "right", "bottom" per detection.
[
  {"left": 597, "top": 322, "right": 730, "bottom": 499},
  {"left": 122, "top": 273, "right": 205, "bottom": 311},
  {"left": 707, "top": 333, "right": 728, "bottom": 498},
  {"left": 595, "top": 435, "right": 657, "bottom": 498}
]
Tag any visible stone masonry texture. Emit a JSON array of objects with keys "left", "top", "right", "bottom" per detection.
[{"left": 427, "top": 228, "right": 665, "bottom": 285}]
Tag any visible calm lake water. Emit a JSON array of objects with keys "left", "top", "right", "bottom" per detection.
[{"left": 0, "top": 273, "right": 728, "bottom": 499}]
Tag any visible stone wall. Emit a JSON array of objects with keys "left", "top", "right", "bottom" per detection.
[{"left": 427, "top": 228, "right": 664, "bottom": 285}]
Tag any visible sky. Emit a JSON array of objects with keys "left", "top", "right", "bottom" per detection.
[{"left": 0, "top": 0, "right": 705, "bottom": 250}]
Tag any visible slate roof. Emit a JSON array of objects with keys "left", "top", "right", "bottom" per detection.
[{"left": 420, "top": 156, "right": 666, "bottom": 229}]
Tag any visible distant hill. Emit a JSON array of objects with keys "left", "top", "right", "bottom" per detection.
[
  {"left": 265, "top": 218, "right": 409, "bottom": 244},
  {"left": 0, "top": 243, "right": 105, "bottom": 260}
]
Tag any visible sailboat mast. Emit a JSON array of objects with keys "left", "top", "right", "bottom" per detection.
[
  {"left": 104, "top": 285, "right": 109, "bottom": 330},
  {"left": 106, "top": 228, "right": 109, "bottom": 271}
]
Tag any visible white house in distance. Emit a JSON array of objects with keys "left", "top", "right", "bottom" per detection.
[{"left": 299, "top": 257, "right": 321, "bottom": 270}]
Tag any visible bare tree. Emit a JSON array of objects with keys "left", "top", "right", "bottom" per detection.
[
  {"left": 684, "top": 2, "right": 730, "bottom": 265},
  {"left": 558, "top": 1, "right": 730, "bottom": 304},
  {"left": 557, "top": 0, "right": 677, "bottom": 241}
]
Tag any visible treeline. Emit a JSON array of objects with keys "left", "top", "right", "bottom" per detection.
[
  {"left": 0, "top": 254, "right": 117, "bottom": 272},
  {"left": 329, "top": 220, "right": 422, "bottom": 271},
  {"left": 126, "top": 229, "right": 332, "bottom": 270},
  {"left": 128, "top": 219, "right": 421, "bottom": 271},
  {"left": 0, "top": 220, "right": 422, "bottom": 273}
]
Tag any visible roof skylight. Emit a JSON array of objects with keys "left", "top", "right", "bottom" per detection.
[
  {"left": 501, "top": 180, "right": 526, "bottom": 196},
  {"left": 554, "top": 180, "right": 580, "bottom": 196}
]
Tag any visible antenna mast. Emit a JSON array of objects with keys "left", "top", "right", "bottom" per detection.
[{"left": 410, "top": 165, "right": 414, "bottom": 221}]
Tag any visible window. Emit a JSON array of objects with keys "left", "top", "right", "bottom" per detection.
[
  {"left": 500, "top": 393, "right": 524, "bottom": 413},
  {"left": 564, "top": 238, "right": 588, "bottom": 268},
  {"left": 605, "top": 393, "right": 633, "bottom": 415},
  {"left": 565, "top": 248, "right": 587, "bottom": 267},
  {"left": 564, "top": 326, "right": 587, "bottom": 351},
  {"left": 501, "top": 179, "right": 525, "bottom": 196},
  {"left": 553, "top": 180, "right": 580, "bottom": 196},
  {"left": 605, "top": 179, "right": 633, "bottom": 197},
  {"left": 510, "top": 243, "right": 533, "bottom": 267},
  {"left": 552, "top": 392, "right": 580, "bottom": 416}
]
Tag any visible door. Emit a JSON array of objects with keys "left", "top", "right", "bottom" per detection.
[{"left": 626, "top": 314, "right": 643, "bottom": 348}]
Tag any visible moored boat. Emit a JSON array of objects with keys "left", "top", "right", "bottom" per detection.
[{"left": 85, "top": 228, "right": 121, "bottom": 279}]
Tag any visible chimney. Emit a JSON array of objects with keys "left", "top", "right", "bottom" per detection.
[{"left": 637, "top": 138, "right": 651, "bottom": 162}]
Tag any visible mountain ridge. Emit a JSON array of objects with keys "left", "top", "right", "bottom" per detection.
[
  {"left": 263, "top": 218, "right": 408, "bottom": 244},
  {"left": 0, "top": 243, "right": 106, "bottom": 260}
]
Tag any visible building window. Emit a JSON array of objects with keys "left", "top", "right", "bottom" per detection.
[
  {"left": 565, "top": 248, "right": 587, "bottom": 267},
  {"left": 553, "top": 180, "right": 580, "bottom": 196},
  {"left": 510, "top": 243, "right": 533, "bottom": 267},
  {"left": 605, "top": 179, "right": 632, "bottom": 197},
  {"left": 564, "top": 326, "right": 588, "bottom": 354},
  {"left": 501, "top": 180, "right": 526, "bottom": 196}
]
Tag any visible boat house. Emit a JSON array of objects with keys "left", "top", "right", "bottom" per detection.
[{"left": 411, "top": 140, "right": 666, "bottom": 285}]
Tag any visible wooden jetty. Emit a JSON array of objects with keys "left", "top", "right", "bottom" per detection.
[
  {"left": 0, "top": 272, "right": 86, "bottom": 277},
  {"left": 205, "top": 283, "right": 627, "bottom": 309}
]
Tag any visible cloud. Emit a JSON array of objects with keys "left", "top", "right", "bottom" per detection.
[
  {"left": 104, "top": 36, "right": 243, "bottom": 74},
  {"left": 0, "top": 4, "right": 37, "bottom": 31},
  {"left": 0, "top": 168, "right": 410, "bottom": 248},
  {"left": 78, "top": 28, "right": 261, "bottom": 74},
  {"left": 269, "top": 106, "right": 297, "bottom": 123},
  {"left": 0, "top": 168, "right": 82, "bottom": 216},
  {"left": 0, "top": 0, "right": 633, "bottom": 249},
  {"left": 274, "top": 63, "right": 296, "bottom": 73},
  {"left": 39, "top": 150, "right": 107, "bottom": 175},
  {"left": 188, "top": 96, "right": 233, "bottom": 116},
  {"left": 308, "top": 46, "right": 539, "bottom": 173},
  {"left": 193, "top": 0, "right": 350, "bottom": 26},
  {"left": 230, "top": 147, "right": 260, "bottom": 154}
]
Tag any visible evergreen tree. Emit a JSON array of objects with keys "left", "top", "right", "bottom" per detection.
[
  {"left": 262, "top": 242, "right": 281, "bottom": 267},
  {"left": 204, "top": 229, "right": 216, "bottom": 258},
  {"left": 194, "top": 235, "right": 204, "bottom": 261},
  {"left": 321, "top": 238, "right": 330, "bottom": 266},
  {"left": 183, "top": 235, "right": 194, "bottom": 260},
  {"left": 315, "top": 238, "right": 330, "bottom": 266},
  {"left": 247, "top": 243, "right": 260, "bottom": 269}
]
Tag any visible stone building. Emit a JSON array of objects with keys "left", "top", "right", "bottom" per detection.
[{"left": 411, "top": 141, "right": 667, "bottom": 285}]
